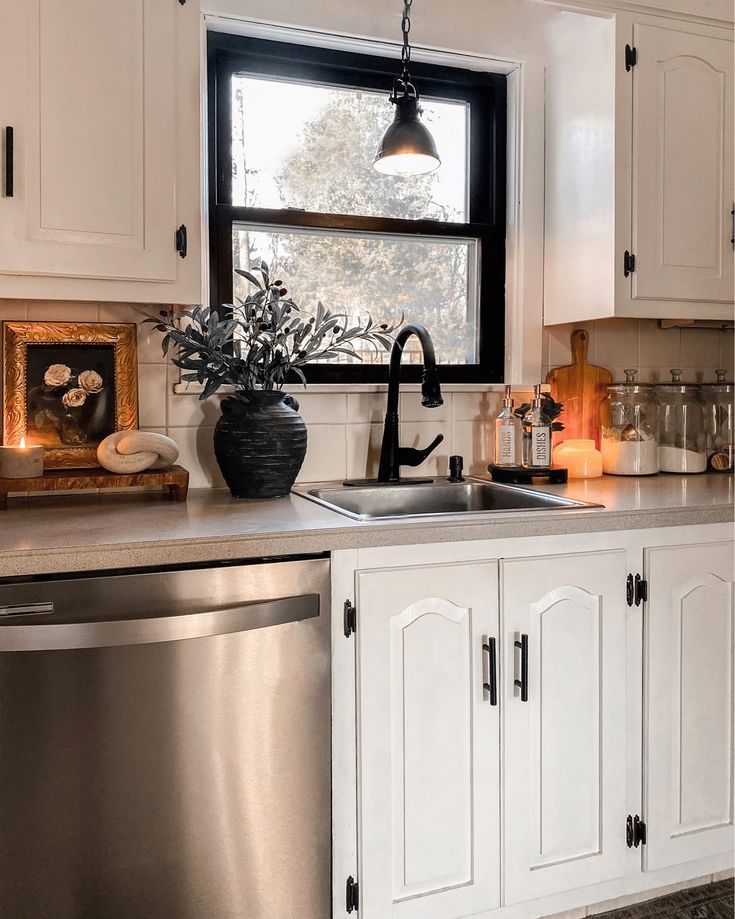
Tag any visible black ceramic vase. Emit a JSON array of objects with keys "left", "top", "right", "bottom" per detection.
[{"left": 213, "top": 391, "right": 307, "bottom": 499}]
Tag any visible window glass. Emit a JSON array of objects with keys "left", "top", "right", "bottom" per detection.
[
  {"left": 231, "top": 74, "right": 469, "bottom": 222},
  {"left": 233, "top": 223, "right": 479, "bottom": 365}
]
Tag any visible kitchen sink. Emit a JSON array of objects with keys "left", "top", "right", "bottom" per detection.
[{"left": 293, "top": 478, "right": 602, "bottom": 521}]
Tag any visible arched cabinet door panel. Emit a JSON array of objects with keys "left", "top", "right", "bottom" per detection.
[
  {"left": 502, "top": 550, "right": 629, "bottom": 904},
  {"left": 643, "top": 541, "right": 734, "bottom": 872},
  {"left": 632, "top": 23, "right": 734, "bottom": 303},
  {"left": 356, "top": 561, "right": 499, "bottom": 919}
]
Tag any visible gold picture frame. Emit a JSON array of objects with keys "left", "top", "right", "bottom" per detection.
[{"left": 2, "top": 321, "right": 138, "bottom": 470}]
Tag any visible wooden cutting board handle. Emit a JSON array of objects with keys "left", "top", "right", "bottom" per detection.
[
  {"left": 571, "top": 328, "right": 590, "bottom": 365},
  {"left": 546, "top": 328, "right": 612, "bottom": 448}
]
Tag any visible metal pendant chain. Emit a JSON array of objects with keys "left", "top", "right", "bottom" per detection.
[{"left": 400, "top": 0, "right": 412, "bottom": 85}]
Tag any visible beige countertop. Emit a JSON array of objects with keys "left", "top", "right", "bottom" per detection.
[{"left": 0, "top": 474, "right": 731, "bottom": 578}]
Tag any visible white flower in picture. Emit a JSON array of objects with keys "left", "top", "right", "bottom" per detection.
[
  {"left": 44, "top": 364, "right": 72, "bottom": 387},
  {"left": 62, "top": 388, "right": 87, "bottom": 409},
  {"left": 78, "top": 370, "right": 103, "bottom": 393}
]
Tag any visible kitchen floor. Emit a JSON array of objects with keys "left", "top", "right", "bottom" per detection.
[{"left": 597, "top": 880, "right": 734, "bottom": 918}]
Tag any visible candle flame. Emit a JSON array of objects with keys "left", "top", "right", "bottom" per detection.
[{"left": 19, "top": 436, "right": 26, "bottom": 449}]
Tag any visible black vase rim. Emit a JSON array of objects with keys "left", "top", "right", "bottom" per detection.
[{"left": 229, "top": 389, "right": 288, "bottom": 404}]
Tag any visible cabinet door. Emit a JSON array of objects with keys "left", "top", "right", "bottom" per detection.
[
  {"left": 502, "top": 550, "right": 629, "bottom": 904},
  {"left": 0, "top": 0, "right": 176, "bottom": 283},
  {"left": 356, "top": 562, "right": 500, "bottom": 919},
  {"left": 643, "top": 541, "right": 734, "bottom": 872},
  {"left": 631, "top": 23, "right": 734, "bottom": 303}
]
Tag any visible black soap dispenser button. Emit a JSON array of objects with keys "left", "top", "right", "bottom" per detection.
[{"left": 449, "top": 455, "right": 465, "bottom": 482}]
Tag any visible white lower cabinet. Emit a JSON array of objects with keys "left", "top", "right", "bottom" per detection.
[
  {"left": 643, "top": 541, "right": 734, "bottom": 872},
  {"left": 355, "top": 562, "right": 500, "bottom": 919},
  {"left": 501, "top": 550, "right": 629, "bottom": 903},
  {"left": 339, "top": 526, "right": 734, "bottom": 919}
]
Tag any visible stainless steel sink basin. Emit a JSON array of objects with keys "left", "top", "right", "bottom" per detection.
[{"left": 293, "top": 478, "right": 602, "bottom": 521}]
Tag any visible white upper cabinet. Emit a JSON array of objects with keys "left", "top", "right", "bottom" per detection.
[
  {"left": 0, "top": 0, "right": 200, "bottom": 303},
  {"left": 643, "top": 540, "right": 734, "bottom": 872},
  {"left": 632, "top": 23, "right": 733, "bottom": 304},
  {"left": 355, "top": 562, "right": 500, "bottom": 919},
  {"left": 501, "top": 550, "right": 630, "bottom": 903},
  {"left": 544, "top": 12, "right": 734, "bottom": 323}
]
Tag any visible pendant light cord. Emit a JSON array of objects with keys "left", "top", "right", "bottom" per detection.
[
  {"left": 400, "top": 0, "right": 412, "bottom": 85},
  {"left": 391, "top": 0, "right": 417, "bottom": 102}
]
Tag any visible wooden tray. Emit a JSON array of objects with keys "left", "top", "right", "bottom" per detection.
[
  {"left": 488, "top": 464, "right": 568, "bottom": 485},
  {"left": 0, "top": 465, "right": 189, "bottom": 510}
]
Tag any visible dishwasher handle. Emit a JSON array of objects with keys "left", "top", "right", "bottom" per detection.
[{"left": 0, "top": 593, "right": 319, "bottom": 652}]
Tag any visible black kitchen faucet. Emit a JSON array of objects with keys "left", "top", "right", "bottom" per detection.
[{"left": 376, "top": 323, "right": 444, "bottom": 483}]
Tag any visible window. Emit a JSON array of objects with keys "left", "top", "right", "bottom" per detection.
[{"left": 208, "top": 32, "right": 506, "bottom": 383}]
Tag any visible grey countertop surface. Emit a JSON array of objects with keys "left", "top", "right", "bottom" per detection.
[{"left": 0, "top": 473, "right": 731, "bottom": 578}]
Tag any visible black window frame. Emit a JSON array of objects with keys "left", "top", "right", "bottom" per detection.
[{"left": 207, "top": 30, "right": 507, "bottom": 384}]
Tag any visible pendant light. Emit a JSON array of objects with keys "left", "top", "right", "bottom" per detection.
[{"left": 373, "top": 0, "right": 441, "bottom": 177}]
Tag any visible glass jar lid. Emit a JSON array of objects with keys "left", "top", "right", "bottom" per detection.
[
  {"left": 606, "top": 368, "right": 655, "bottom": 393},
  {"left": 701, "top": 369, "right": 734, "bottom": 393},
  {"left": 655, "top": 368, "right": 702, "bottom": 393}
]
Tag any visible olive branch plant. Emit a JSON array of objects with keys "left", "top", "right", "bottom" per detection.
[{"left": 151, "top": 262, "right": 401, "bottom": 400}]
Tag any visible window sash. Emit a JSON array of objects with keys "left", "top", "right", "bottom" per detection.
[{"left": 207, "top": 32, "right": 507, "bottom": 384}]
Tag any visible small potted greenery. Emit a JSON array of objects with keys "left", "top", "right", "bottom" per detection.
[{"left": 152, "top": 262, "right": 398, "bottom": 499}]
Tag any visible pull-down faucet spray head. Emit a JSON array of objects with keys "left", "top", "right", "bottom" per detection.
[{"left": 421, "top": 367, "right": 443, "bottom": 408}]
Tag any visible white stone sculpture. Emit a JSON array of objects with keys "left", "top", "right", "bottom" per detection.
[{"left": 97, "top": 431, "right": 179, "bottom": 474}]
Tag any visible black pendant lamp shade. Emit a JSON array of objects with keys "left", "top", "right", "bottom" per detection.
[{"left": 373, "top": 0, "right": 440, "bottom": 177}]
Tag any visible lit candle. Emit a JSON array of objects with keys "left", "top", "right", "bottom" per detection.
[{"left": 0, "top": 437, "right": 45, "bottom": 479}]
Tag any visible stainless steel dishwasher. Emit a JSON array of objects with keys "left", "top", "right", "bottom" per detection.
[{"left": 0, "top": 556, "right": 331, "bottom": 919}]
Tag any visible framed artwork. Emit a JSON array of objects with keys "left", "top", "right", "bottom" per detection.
[{"left": 2, "top": 322, "right": 138, "bottom": 469}]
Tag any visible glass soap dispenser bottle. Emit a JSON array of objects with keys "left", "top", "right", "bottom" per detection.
[
  {"left": 522, "top": 384, "right": 552, "bottom": 468},
  {"left": 494, "top": 385, "right": 521, "bottom": 466}
]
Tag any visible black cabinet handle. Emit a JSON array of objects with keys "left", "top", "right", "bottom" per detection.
[
  {"left": 4, "top": 126, "right": 13, "bottom": 198},
  {"left": 482, "top": 637, "right": 497, "bottom": 706},
  {"left": 514, "top": 633, "right": 528, "bottom": 702}
]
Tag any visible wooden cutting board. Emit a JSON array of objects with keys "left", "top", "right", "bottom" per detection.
[{"left": 546, "top": 329, "right": 612, "bottom": 448}]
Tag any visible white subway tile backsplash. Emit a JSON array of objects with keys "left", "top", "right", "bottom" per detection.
[
  {"left": 452, "top": 419, "right": 494, "bottom": 475},
  {"left": 346, "top": 392, "right": 385, "bottom": 425},
  {"left": 25, "top": 301, "right": 99, "bottom": 322},
  {"left": 297, "top": 425, "right": 347, "bottom": 483},
  {"left": 638, "top": 319, "right": 680, "bottom": 368},
  {"left": 0, "top": 302, "right": 27, "bottom": 322},
  {"left": 0, "top": 297, "right": 727, "bottom": 489},
  {"left": 345, "top": 423, "right": 383, "bottom": 480},
  {"left": 137, "top": 364, "right": 168, "bottom": 428},
  {"left": 293, "top": 391, "right": 348, "bottom": 425},
  {"left": 97, "top": 303, "right": 165, "bottom": 363},
  {"left": 680, "top": 327, "right": 722, "bottom": 371},
  {"left": 173, "top": 426, "right": 223, "bottom": 490},
  {"left": 720, "top": 330, "right": 733, "bottom": 376},
  {"left": 401, "top": 390, "right": 451, "bottom": 422},
  {"left": 592, "top": 318, "right": 639, "bottom": 368}
]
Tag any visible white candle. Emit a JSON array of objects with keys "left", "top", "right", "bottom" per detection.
[{"left": 0, "top": 437, "right": 45, "bottom": 479}]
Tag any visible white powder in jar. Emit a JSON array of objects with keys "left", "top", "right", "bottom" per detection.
[
  {"left": 658, "top": 445, "right": 707, "bottom": 473},
  {"left": 602, "top": 437, "right": 659, "bottom": 475}
]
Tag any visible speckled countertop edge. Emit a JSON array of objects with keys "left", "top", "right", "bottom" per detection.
[{"left": 0, "top": 474, "right": 731, "bottom": 578}]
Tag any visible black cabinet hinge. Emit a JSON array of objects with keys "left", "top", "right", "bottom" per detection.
[
  {"left": 346, "top": 875, "right": 359, "bottom": 913},
  {"left": 626, "top": 573, "right": 635, "bottom": 607},
  {"left": 624, "top": 250, "right": 636, "bottom": 277},
  {"left": 626, "top": 814, "right": 647, "bottom": 847},
  {"left": 625, "top": 44, "right": 637, "bottom": 71},
  {"left": 344, "top": 600, "right": 357, "bottom": 637},
  {"left": 175, "top": 224, "right": 187, "bottom": 258},
  {"left": 635, "top": 574, "right": 648, "bottom": 606}
]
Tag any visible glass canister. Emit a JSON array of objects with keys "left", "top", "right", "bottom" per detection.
[
  {"left": 600, "top": 370, "right": 659, "bottom": 475},
  {"left": 655, "top": 369, "right": 707, "bottom": 474},
  {"left": 701, "top": 369, "right": 734, "bottom": 472}
]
